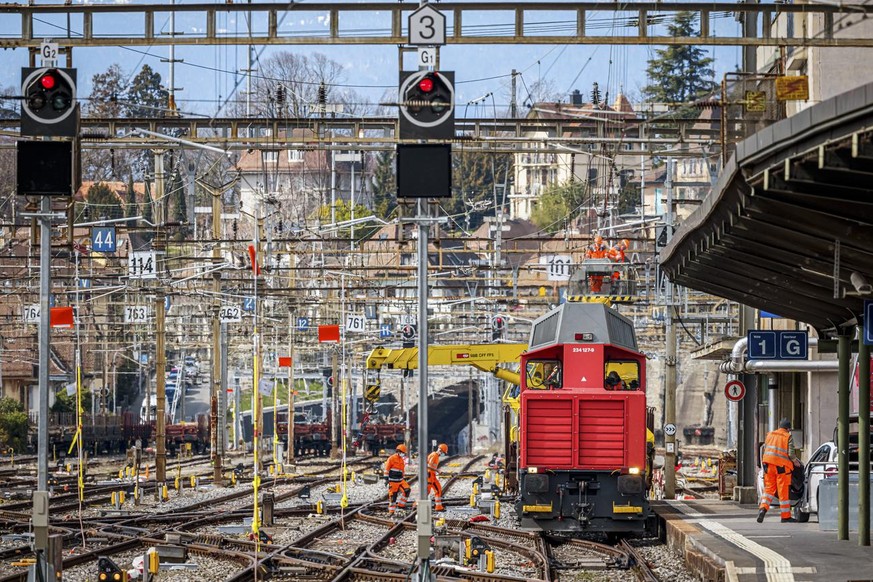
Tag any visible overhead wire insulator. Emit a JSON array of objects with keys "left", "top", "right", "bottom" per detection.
[{"left": 317, "top": 82, "right": 327, "bottom": 108}]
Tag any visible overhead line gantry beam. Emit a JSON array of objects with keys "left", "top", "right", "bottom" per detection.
[{"left": 0, "top": 2, "right": 868, "bottom": 47}]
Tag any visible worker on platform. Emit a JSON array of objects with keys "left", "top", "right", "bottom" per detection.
[
  {"left": 585, "top": 234, "right": 609, "bottom": 292},
  {"left": 384, "top": 443, "right": 411, "bottom": 516},
  {"left": 758, "top": 418, "right": 799, "bottom": 523},
  {"left": 427, "top": 443, "right": 448, "bottom": 512}
]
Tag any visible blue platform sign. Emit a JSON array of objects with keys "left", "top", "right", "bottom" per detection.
[
  {"left": 296, "top": 316, "right": 310, "bottom": 331},
  {"left": 165, "top": 295, "right": 171, "bottom": 314},
  {"left": 760, "top": 311, "right": 783, "bottom": 318},
  {"left": 379, "top": 323, "right": 392, "bottom": 338},
  {"left": 779, "top": 331, "right": 808, "bottom": 359},
  {"left": 748, "top": 331, "right": 777, "bottom": 359},
  {"left": 91, "top": 227, "right": 116, "bottom": 253},
  {"left": 749, "top": 330, "right": 809, "bottom": 360},
  {"left": 243, "top": 297, "right": 255, "bottom": 312},
  {"left": 865, "top": 300, "right": 873, "bottom": 346}
]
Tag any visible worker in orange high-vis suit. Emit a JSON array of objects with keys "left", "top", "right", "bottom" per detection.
[
  {"left": 758, "top": 418, "right": 799, "bottom": 523},
  {"left": 427, "top": 443, "right": 448, "bottom": 512},
  {"left": 384, "top": 444, "right": 411, "bottom": 516},
  {"left": 585, "top": 235, "right": 609, "bottom": 292}
]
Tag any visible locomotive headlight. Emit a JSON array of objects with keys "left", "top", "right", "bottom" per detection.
[
  {"left": 628, "top": 467, "right": 640, "bottom": 475},
  {"left": 617, "top": 473, "right": 645, "bottom": 495},
  {"left": 528, "top": 467, "right": 538, "bottom": 473}
]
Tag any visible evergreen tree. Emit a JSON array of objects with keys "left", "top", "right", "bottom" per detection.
[
  {"left": 642, "top": 12, "right": 717, "bottom": 109},
  {"left": 142, "top": 182, "right": 154, "bottom": 225},
  {"left": 87, "top": 182, "right": 124, "bottom": 221},
  {"left": 125, "top": 177, "right": 137, "bottom": 220},
  {"left": 446, "top": 151, "right": 512, "bottom": 233},
  {"left": 371, "top": 150, "right": 397, "bottom": 219},
  {"left": 170, "top": 170, "right": 186, "bottom": 223},
  {"left": 124, "top": 64, "right": 168, "bottom": 118},
  {"left": 0, "top": 397, "right": 28, "bottom": 452},
  {"left": 169, "top": 170, "right": 190, "bottom": 239}
]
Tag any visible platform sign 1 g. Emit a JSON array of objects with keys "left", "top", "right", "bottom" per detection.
[{"left": 747, "top": 330, "right": 808, "bottom": 360}]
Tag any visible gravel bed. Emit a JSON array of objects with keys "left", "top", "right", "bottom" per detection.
[
  {"left": 374, "top": 528, "right": 418, "bottom": 562},
  {"left": 263, "top": 514, "right": 335, "bottom": 545},
  {"left": 275, "top": 477, "right": 390, "bottom": 510},
  {"left": 304, "top": 520, "right": 390, "bottom": 555},
  {"left": 184, "top": 513, "right": 335, "bottom": 546},
  {"left": 0, "top": 560, "right": 28, "bottom": 578},
  {"left": 61, "top": 547, "right": 249, "bottom": 581},
  {"left": 630, "top": 537, "right": 697, "bottom": 582}
]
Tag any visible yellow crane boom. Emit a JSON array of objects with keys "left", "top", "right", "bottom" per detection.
[{"left": 365, "top": 344, "right": 527, "bottom": 386}]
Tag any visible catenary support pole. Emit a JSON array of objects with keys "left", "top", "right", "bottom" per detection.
[
  {"left": 156, "top": 291, "right": 166, "bottom": 484},
  {"left": 738, "top": 308, "right": 758, "bottom": 491},
  {"left": 287, "top": 321, "right": 295, "bottom": 465},
  {"left": 858, "top": 335, "right": 870, "bottom": 547},
  {"left": 220, "top": 323, "right": 229, "bottom": 452},
  {"left": 838, "top": 331, "right": 852, "bottom": 540},
  {"left": 664, "top": 158, "right": 676, "bottom": 500},
  {"left": 33, "top": 195, "right": 52, "bottom": 581},
  {"left": 416, "top": 198, "right": 433, "bottom": 579},
  {"left": 212, "top": 181, "right": 223, "bottom": 484}
]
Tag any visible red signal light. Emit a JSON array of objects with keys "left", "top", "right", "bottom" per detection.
[
  {"left": 40, "top": 73, "right": 57, "bottom": 90},
  {"left": 418, "top": 77, "right": 434, "bottom": 93}
]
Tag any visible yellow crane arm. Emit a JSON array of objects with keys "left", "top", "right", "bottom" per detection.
[{"left": 366, "top": 344, "right": 526, "bottom": 386}]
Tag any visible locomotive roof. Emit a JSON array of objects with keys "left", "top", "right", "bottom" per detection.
[{"left": 528, "top": 302, "right": 638, "bottom": 352}]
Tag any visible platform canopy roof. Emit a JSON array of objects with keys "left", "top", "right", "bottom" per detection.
[{"left": 660, "top": 82, "right": 873, "bottom": 335}]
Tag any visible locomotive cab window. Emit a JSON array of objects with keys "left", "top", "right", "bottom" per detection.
[
  {"left": 526, "top": 359, "right": 562, "bottom": 390},
  {"left": 604, "top": 361, "right": 640, "bottom": 391}
]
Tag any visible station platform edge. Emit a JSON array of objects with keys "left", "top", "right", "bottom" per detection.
[{"left": 652, "top": 499, "right": 873, "bottom": 582}]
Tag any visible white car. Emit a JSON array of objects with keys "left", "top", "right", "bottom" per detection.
[{"left": 794, "top": 441, "right": 838, "bottom": 522}]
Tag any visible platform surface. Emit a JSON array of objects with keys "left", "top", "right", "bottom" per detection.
[{"left": 652, "top": 499, "right": 873, "bottom": 582}]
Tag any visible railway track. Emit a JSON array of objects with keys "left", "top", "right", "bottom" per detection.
[{"left": 0, "top": 454, "right": 670, "bottom": 581}]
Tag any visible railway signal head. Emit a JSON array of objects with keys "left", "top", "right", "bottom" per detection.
[
  {"left": 97, "top": 556, "right": 125, "bottom": 581},
  {"left": 398, "top": 70, "right": 455, "bottom": 140},
  {"left": 20, "top": 67, "right": 78, "bottom": 137}
]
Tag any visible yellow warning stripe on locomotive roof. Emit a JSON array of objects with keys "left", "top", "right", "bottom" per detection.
[
  {"left": 522, "top": 503, "right": 553, "bottom": 513},
  {"left": 612, "top": 503, "right": 643, "bottom": 514},
  {"left": 566, "top": 295, "right": 637, "bottom": 303}
]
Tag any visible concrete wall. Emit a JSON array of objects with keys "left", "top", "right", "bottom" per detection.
[{"left": 805, "top": 367, "right": 841, "bottom": 457}]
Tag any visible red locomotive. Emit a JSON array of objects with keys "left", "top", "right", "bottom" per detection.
[{"left": 516, "top": 300, "right": 656, "bottom": 534}]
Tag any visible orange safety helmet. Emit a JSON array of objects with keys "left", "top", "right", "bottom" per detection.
[
  {"left": 594, "top": 234, "right": 603, "bottom": 246},
  {"left": 395, "top": 444, "right": 408, "bottom": 454},
  {"left": 620, "top": 239, "right": 630, "bottom": 249},
  {"left": 438, "top": 443, "right": 448, "bottom": 454}
]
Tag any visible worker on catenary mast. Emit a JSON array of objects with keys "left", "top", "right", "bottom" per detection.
[
  {"left": 385, "top": 444, "right": 411, "bottom": 516},
  {"left": 427, "top": 443, "right": 448, "bottom": 512},
  {"left": 758, "top": 418, "right": 799, "bottom": 523},
  {"left": 585, "top": 234, "right": 609, "bottom": 292}
]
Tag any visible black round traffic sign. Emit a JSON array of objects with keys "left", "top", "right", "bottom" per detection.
[{"left": 400, "top": 324, "right": 416, "bottom": 340}]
